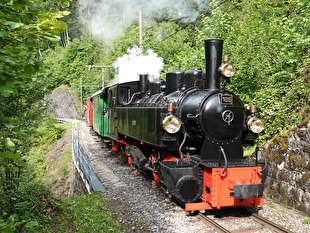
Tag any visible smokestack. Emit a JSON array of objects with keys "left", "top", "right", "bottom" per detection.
[
  {"left": 139, "top": 74, "right": 148, "bottom": 94},
  {"left": 204, "top": 39, "right": 223, "bottom": 90}
]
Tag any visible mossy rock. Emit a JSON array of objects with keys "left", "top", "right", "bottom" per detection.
[{"left": 288, "top": 152, "right": 307, "bottom": 170}]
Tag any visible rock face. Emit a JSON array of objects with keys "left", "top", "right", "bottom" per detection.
[
  {"left": 263, "top": 118, "right": 310, "bottom": 215},
  {"left": 45, "top": 88, "right": 80, "bottom": 119}
]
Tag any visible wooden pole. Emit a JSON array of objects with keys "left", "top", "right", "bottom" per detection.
[{"left": 80, "top": 78, "right": 83, "bottom": 115}]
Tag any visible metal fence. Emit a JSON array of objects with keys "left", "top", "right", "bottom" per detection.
[{"left": 72, "top": 123, "right": 104, "bottom": 193}]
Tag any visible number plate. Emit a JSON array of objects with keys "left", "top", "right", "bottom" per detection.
[{"left": 220, "top": 94, "right": 233, "bottom": 105}]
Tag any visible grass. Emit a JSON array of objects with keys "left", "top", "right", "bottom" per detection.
[
  {"left": 63, "top": 193, "right": 122, "bottom": 232},
  {"left": 46, "top": 142, "right": 72, "bottom": 188},
  {"left": 0, "top": 186, "right": 122, "bottom": 232},
  {"left": 303, "top": 217, "right": 310, "bottom": 225},
  {"left": 34, "top": 192, "right": 122, "bottom": 233},
  {"left": 243, "top": 145, "right": 257, "bottom": 157},
  {"left": 33, "top": 122, "right": 122, "bottom": 232},
  {"left": 0, "top": 118, "right": 123, "bottom": 232}
]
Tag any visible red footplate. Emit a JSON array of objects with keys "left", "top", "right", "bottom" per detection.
[{"left": 185, "top": 166, "right": 264, "bottom": 211}]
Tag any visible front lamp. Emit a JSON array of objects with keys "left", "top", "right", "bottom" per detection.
[
  {"left": 162, "top": 115, "right": 181, "bottom": 134},
  {"left": 247, "top": 116, "right": 264, "bottom": 133},
  {"left": 220, "top": 63, "right": 235, "bottom": 78}
]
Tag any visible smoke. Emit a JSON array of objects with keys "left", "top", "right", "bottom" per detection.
[
  {"left": 78, "top": 0, "right": 210, "bottom": 83},
  {"left": 78, "top": 0, "right": 210, "bottom": 43},
  {"left": 113, "top": 46, "right": 164, "bottom": 83}
]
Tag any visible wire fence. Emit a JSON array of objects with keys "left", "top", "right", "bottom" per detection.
[{"left": 72, "top": 123, "right": 105, "bottom": 193}]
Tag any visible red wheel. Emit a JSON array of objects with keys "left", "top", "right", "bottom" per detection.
[
  {"left": 151, "top": 152, "right": 161, "bottom": 186},
  {"left": 111, "top": 141, "right": 118, "bottom": 152},
  {"left": 127, "top": 156, "right": 132, "bottom": 165},
  {"left": 153, "top": 172, "right": 161, "bottom": 186}
]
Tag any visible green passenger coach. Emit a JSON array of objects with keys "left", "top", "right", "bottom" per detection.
[{"left": 92, "top": 88, "right": 108, "bottom": 137}]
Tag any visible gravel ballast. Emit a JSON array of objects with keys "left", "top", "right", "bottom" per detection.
[{"left": 77, "top": 122, "right": 310, "bottom": 232}]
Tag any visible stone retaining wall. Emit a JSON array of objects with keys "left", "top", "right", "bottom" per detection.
[{"left": 262, "top": 118, "right": 310, "bottom": 215}]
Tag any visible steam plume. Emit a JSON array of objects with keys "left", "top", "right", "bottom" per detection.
[{"left": 113, "top": 46, "right": 164, "bottom": 83}]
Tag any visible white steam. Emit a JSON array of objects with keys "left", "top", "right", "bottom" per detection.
[
  {"left": 78, "top": 0, "right": 210, "bottom": 43},
  {"left": 113, "top": 46, "right": 164, "bottom": 83},
  {"left": 78, "top": 0, "right": 210, "bottom": 83}
]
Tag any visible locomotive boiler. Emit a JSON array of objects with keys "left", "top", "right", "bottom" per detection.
[{"left": 88, "top": 39, "right": 267, "bottom": 211}]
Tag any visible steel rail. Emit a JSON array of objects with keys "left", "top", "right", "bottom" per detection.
[
  {"left": 198, "top": 211, "right": 293, "bottom": 233},
  {"left": 251, "top": 213, "right": 293, "bottom": 233},
  {"left": 198, "top": 213, "right": 230, "bottom": 233}
]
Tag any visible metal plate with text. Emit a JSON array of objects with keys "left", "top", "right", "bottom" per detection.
[{"left": 220, "top": 94, "right": 233, "bottom": 105}]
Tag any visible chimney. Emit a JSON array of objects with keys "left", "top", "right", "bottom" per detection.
[{"left": 204, "top": 39, "right": 223, "bottom": 90}]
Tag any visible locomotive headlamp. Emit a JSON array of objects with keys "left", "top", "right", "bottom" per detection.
[
  {"left": 220, "top": 63, "right": 235, "bottom": 78},
  {"left": 247, "top": 116, "right": 264, "bottom": 133},
  {"left": 162, "top": 115, "right": 181, "bottom": 134}
]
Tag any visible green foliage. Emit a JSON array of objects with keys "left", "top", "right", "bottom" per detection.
[
  {"left": 40, "top": 36, "right": 106, "bottom": 101},
  {"left": 0, "top": 84, "right": 53, "bottom": 190},
  {"left": 0, "top": 0, "right": 68, "bottom": 195},
  {"left": 43, "top": 0, "right": 310, "bottom": 143},
  {"left": 0, "top": 183, "right": 122, "bottom": 232},
  {"left": 40, "top": 0, "right": 84, "bottom": 41},
  {"left": 64, "top": 193, "right": 122, "bottom": 232},
  {"left": 34, "top": 115, "right": 65, "bottom": 147},
  {"left": 144, "top": 21, "right": 200, "bottom": 73},
  {"left": 0, "top": 214, "right": 38, "bottom": 233},
  {"left": 0, "top": 0, "right": 68, "bottom": 96},
  {"left": 0, "top": 114, "right": 67, "bottom": 231},
  {"left": 27, "top": 116, "right": 67, "bottom": 183},
  {"left": 303, "top": 217, "right": 310, "bottom": 225},
  {"left": 24, "top": 122, "right": 121, "bottom": 232},
  {"left": 1, "top": 0, "right": 309, "bottom": 230},
  {"left": 196, "top": 0, "right": 310, "bottom": 142},
  {"left": 0, "top": 176, "right": 63, "bottom": 232},
  {"left": 1, "top": 118, "right": 122, "bottom": 232}
]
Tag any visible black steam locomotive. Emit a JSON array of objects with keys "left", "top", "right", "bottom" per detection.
[{"left": 87, "top": 39, "right": 267, "bottom": 211}]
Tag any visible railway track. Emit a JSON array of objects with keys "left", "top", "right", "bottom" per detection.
[{"left": 198, "top": 210, "right": 293, "bottom": 233}]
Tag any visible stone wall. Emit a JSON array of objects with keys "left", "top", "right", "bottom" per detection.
[{"left": 262, "top": 118, "right": 310, "bottom": 215}]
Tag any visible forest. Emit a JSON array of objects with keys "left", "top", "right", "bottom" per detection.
[{"left": 0, "top": 0, "right": 309, "bottom": 231}]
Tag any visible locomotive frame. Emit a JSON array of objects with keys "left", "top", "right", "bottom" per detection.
[{"left": 86, "top": 39, "right": 267, "bottom": 212}]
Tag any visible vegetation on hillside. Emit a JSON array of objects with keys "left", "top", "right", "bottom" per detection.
[
  {"left": 0, "top": 0, "right": 309, "bottom": 231},
  {"left": 0, "top": 0, "right": 121, "bottom": 231},
  {"left": 40, "top": 0, "right": 310, "bottom": 142}
]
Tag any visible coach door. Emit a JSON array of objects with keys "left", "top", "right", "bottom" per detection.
[{"left": 102, "top": 89, "right": 108, "bottom": 137}]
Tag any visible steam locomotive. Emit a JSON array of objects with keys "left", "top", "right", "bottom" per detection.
[{"left": 86, "top": 39, "right": 267, "bottom": 211}]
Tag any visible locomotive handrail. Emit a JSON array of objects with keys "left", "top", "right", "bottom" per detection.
[
  {"left": 186, "top": 113, "right": 199, "bottom": 119},
  {"left": 179, "top": 133, "right": 188, "bottom": 158},
  {"left": 256, "top": 147, "right": 267, "bottom": 173},
  {"left": 219, "top": 146, "right": 228, "bottom": 176},
  {"left": 122, "top": 92, "right": 141, "bottom": 106}
]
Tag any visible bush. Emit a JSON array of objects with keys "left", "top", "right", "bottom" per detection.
[
  {"left": 33, "top": 114, "right": 65, "bottom": 148},
  {"left": 0, "top": 176, "right": 63, "bottom": 232}
]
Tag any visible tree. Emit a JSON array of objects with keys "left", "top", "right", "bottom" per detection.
[
  {"left": 197, "top": 0, "right": 310, "bottom": 141},
  {"left": 0, "top": 0, "right": 68, "bottom": 189},
  {"left": 0, "top": 0, "right": 68, "bottom": 96}
]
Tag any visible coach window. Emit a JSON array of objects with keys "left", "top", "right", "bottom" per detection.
[
  {"left": 118, "top": 86, "right": 131, "bottom": 105},
  {"left": 108, "top": 90, "right": 113, "bottom": 107}
]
